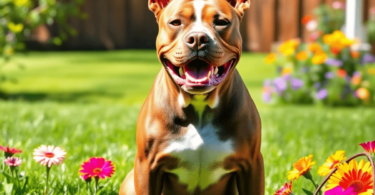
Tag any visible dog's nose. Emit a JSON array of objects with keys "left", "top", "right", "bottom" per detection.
[{"left": 185, "top": 32, "right": 209, "bottom": 50}]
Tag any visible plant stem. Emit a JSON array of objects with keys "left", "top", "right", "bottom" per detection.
[
  {"left": 94, "top": 177, "right": 99, "bottom": 195},
  {"left": 45, "top": 166, "right": 51, "bottom": 195},
  {"left": 309, "top": 178, "right": 321, "bottom": 195}
]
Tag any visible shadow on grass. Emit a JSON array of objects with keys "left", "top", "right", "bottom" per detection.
[{"left": 0, "top": 90, "right": 124, "bottom": 103}]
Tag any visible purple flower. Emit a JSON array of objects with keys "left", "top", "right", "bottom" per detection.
[
  {"left": 316, "top": 89, "right": 328, "bottom": 99},
  {"left": 290, "top": 78, "right": 304, "bottom": 90},
  {"left": 263, "top": 79, "right": 271, "bottom": 87},
  {"left": 325, "top": 72, "right": 335, "bottom": 79},
  {"left": 362, "top": 54, "right": 375, "bottom": 64},
  {"left": 273, "top": 77, "right": 287, "bottom": 94},
  {"left": 262, "top": 92, "right": 271, "bottom": 103},
  {"left": 353, "top": 71, "right": 361, "bottom": 77},
  {"left": 325, "top": 58, "right": 343, "bottom": 67}
]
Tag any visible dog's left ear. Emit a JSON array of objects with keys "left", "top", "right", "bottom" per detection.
[
  {"left": 227, "top": 0, "right": 250, "bottom": 18},
  {"left": 149, "top": 0, "right": 172, "bottom": 18}
]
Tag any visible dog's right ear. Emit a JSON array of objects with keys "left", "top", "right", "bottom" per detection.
[{"left": 149, "top": 0, "right": 172, "bottom": 18}]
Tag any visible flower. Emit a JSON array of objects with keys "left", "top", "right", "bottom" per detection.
[
  {"left": 325, "top": 72, "right": 335, "bottom": 79},
  {"left": 351, "top": 76, "right": 361, "bottom": 85},
  {"left": 351, "top": 51, "right": 360, "bottom": 59},
  {"left": 318, "top": 150, "right": 346, "bottom": 176},
  {"left": 332, "top": 1, "right": 345, "bottom": 10},
  {"left": 0, "top": 146, "right": 22, "bottom": 157},
  {"left": 331, "top": 46, "right": 341, "bottom": 55},
  {"left": 274, "top": 77, "right": 287, "bottom": 94},
  {"left": 290, "top": 78, "right": 303, "bottom": 90},
  {"left": 287, "top": 155, "right": 316, "bottom": 180},
  {"left": 14, "top": 0, "right": 29, "bottom": 6},
  {"left": 356, "top": 88, "right": 370, "bottom": 101},
  {"left": 265, "top": 53, "right": 276, "bottom": 64},
  {"left": 309, "top": 31, "right": 322, "bottom": 42},
  {"left": 326, "top": 186, "right": 360, "bottom": 195},
  {"left": 79, "top": 157, "right": 115, "bottom": 180},
  {"left": 323, "top": 31, "right": 355, "bottom": 49},
  {"left": 326, "top": 58, "right": 343, "bottom": 67},
  {"left": 33, "top": 145, "right": 66, "bottom": 167},
  {"left": 325, "top": 159, "right": 373, "bottom": 195},
  {"left": 316, "top": 89, "right": 328, "bottom": 100},
  {"left": 263, "top": 80, "right": 272, "bottom": 103},
  {"left": 337, "top": 69, "right": 347, "bottom": 78},
  {"left": 296, "top": 51, "right": 308, "bottom": 61},
  {"left": 368, "top": 68, "right": 375, "bottom": 75},
  {"left": 362, "top": 54, "right": 375, "bottom": 64},
  {"left": 274, "top": 181, "right": 293, "bottom": 195},
  {"left": 312, "top": 53, "right": 328, "bottom": 65},
  {"left": 282, "top": 67, "right": 293, "bottom": 76},
  {"left": 359, "top": 141, "right": 375, "bottom": 155},
  {"left": 306, "top": 20, "right": 318, "bottom": 31},
  {"left": 302, "top": 15, "right": 313, "bottom": 25},
  {"left": 4, "top": 157, "right": 22, "bottom": 167},
  {"left": 7, "top": 22, "right": 24, "bottom": 33},
  {"left": 309, "top": 43, "right": 323, "bottom": 53},
  {"left": 279, "top": 39, "right": 300, "bottom": 56}
]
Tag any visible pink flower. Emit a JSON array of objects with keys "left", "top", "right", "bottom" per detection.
[
  {"left": 274, "top": 181, "right": 293, "bottom": 195},
  {"left": 79, "top": 157, "right": 115, "bottom": 180},
  {"left": 306, "top": 20, "right": 318, "bottom": 32},
  {"left": 359, "top": 140, "right": 375, "bottom": 155},
  {"left": 4, "top": 157, "right": 22, "bottom": 167},
  {"left": 325, "top": 186, "right": 358, "bottom": 195},
  {"left": 332, "top": 1, "right": 345, "bottom": 10},
  {"left": 33, "top": 145, "right": 66, "bottom": 167},
  {"left": 0, "top": 146, "right": 22, "bottom": 157}
]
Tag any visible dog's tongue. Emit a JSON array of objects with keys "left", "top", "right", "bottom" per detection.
[{"left": 185, "top": 64, "right": 211, "bottom": 84}]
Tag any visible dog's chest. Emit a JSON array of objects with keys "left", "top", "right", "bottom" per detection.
[{"left": 163, "top": 123, "right": 235, "bottom": 192}]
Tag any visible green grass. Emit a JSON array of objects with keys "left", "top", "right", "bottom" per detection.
[{"left": 0, "top": 50, "right": 374, "bottom": 194}]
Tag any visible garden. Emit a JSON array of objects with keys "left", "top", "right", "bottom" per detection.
[{"left": 0, "top": 0, "right": 374, "bottom": 195}]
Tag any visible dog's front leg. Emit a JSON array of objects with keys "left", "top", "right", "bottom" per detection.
[
  {"left": 236, "top": 153, "right": 265, "bottom": 195},
  {"left": 134, "top": 157, "right": 164, "bottom": 195}
]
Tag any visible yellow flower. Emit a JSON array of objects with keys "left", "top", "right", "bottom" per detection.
[
  {"left": 279, "top": 39, "right": 300, "bottom": 56},
  {"left": 7, "top": 22, "right": 24, "bottom": 33},
  {"left": 318, "top": 150, "right": 346, "bottom": 176},
  {"left": 312, "top": 52, "right": 327, "bottom": 65},
  {"left": 296, "top": 51, "right": 308, "bottom": 61},
  {"left": 368, "top": 68, "right": 375, "bottom": 75},
  {"left": 287, "top": 155, "right": 316, "bottom": 180},
  {"left": 326, "top": 160, "right": 373, "bottom": 195},
  {"left": 14, "top": 0, "right": 29, "bottom": 6},
  {"left": 323, "top": 31, "right": 355, "bottom": 49},
  {"left": 4, "top": 47, "right": 14, "bottom": 56},
  {"left": 265, "top": 53, "right": 276, "bottom": 64},
  {"left": 356, "top": 88, "right": 370, "bottom": 100},
  {"left": 308, "top": 43, "right": 323, "bottom": 54},
  {"left": 282, "top": 67, "right": 293, "bottom": 76}
]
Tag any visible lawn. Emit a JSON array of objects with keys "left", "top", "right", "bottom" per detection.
[{"left": 0, "top": 50, "right": 374, "bottom": 194}]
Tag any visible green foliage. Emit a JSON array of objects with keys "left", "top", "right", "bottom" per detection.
[
  {"left": 0, "top": 0, "right": 84, "bottom": 86},
  {"left": 0, "top": 51, "right": 374, "bottom": 194},
  {"left": 313, "top": 4, "right": 345, "bottom": 35}
]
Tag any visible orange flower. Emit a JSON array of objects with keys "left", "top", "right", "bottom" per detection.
[
  {"left": 337, "top": 69, "right": 347, "bottom": 78},
  {"left": 302, "top": 15, "right": 313, "bottom": 25},
  {"left": 265, "top": 53, "right": 276, "bottom": 64},
  {"left": 351, "top": 51, "right": 360, "bottom": 59},
  {"left": 312, "top": 52, "right": 327, "bottom": 65},
  {"left": 356, "top": 88, "right": 370, "bottom": 100},
  {"left": 325, "top": 160, "right": 373, "bottom": 195},
  {"left": 274, "top": 181, "right": 293, "bottom": 195},
  {"left": 318, "top": 150, "right": 346, "bottom": 176},
  {"left": 309, "top": 43, "right": 323, "bottom": 53},
  {"left": 330, "top": 46, "right": 341, "bottom": 55},
  {"left": 287, "top": 155, "right": 316, "bottom": 180},
  {"left": 279, "top": 39, "right": 300, "bottom": 56},
  {"left": 296, "top": 51, "right": 308, "bottom": 61},
  {"left": 352, "top": 76, "right": 361, "bottom": 85}
]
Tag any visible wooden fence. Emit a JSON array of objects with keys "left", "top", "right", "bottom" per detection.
[{"left": 33, "top": 0, "right": 375, "bottom": 52}]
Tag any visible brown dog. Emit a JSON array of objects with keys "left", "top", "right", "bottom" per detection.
[{"left": 119, "top": 0, "right": 264, "bottom": 194}]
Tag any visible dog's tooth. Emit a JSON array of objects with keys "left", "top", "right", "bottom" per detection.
[
  {"left": 179, "top": 67, "right": 184, "bottom": 76},
  {"left": 214, "top": 67, "right": 218, "bottom": 75}
]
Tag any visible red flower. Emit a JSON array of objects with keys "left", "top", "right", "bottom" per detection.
[
  {"left": 337, "top": 69, "right": 347, "bottom": 78},
  {"left": 302, "top": 15, "right": 313, "bottom": 25},
  {"left": 330, "top": 46, "right": 341, "bottom": 55},
  {"left": 0, "top": 146, "right": 22, "bottom": 157}
]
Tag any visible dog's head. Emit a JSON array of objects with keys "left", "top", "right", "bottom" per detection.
[{"left": 150, "top": 0, "right": 250, "bottom": 94}]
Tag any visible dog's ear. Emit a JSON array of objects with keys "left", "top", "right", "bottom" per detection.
[
  {"left": 226, "top": 0, "right": 250, "bottom": 18},
  {"left": 149, "top": 0, "right": 172, "bottom": 18}
]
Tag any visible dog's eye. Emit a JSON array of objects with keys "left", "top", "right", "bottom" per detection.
[
  {"left": 170, "top": 19, "right": 182, "bottom": 26},
  {"left": 214, "top": 19, "right": 230, "bottom": 26}
]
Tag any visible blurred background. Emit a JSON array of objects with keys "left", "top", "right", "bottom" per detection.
[{"left": 1, "top": 0, "right": 375, "bottom": 194}]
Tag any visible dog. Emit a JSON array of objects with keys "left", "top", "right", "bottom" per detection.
[{"left": 120, "top": 0, "right": 264, "bottom": 194}]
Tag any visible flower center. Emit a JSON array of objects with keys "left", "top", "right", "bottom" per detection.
[
  {"left": 93, "top": 168, "right": 102, "bottom": 174},
  {"left": 45, "top": 152, "right": 55, "bottom": 158},
  {"left": 348, "top": 181, "right": 364, "bottom": 192}
]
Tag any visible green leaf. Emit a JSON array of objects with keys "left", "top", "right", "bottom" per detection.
[
  {"left": 3, "top": 183, "right": 13, "bottom": 195},
  {"left": 303, "top": 188, "right": 314, "bottom": 195}
]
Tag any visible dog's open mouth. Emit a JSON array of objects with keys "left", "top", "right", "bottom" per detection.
[{"left": 165, "top": 59, "right": 235, "bottom": 88}]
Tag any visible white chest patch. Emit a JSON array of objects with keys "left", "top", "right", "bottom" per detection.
[{"left": 163, "top": 123, "right": 235, "bottom": 192}]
